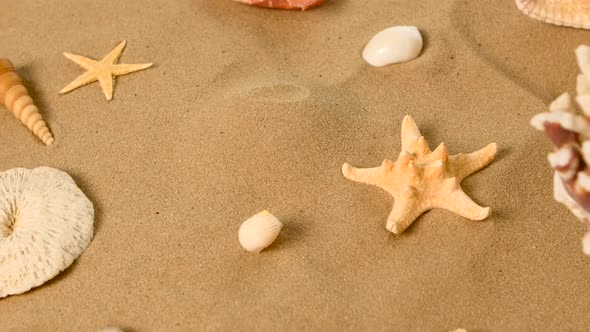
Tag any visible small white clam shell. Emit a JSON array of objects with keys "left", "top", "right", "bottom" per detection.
[
  {"left": 239, "top": 210, "right": 282, "bottom": 253},
  {"left": 362, "top": 26, "right": 423, "bottom": 67}
]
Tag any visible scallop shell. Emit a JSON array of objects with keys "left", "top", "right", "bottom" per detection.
[
  {"left": 238, "top": 210, "right": 282, "bottom": 253},
  {"left": 515, "top": 0, "right": 590, "bottom": 29},
  {"left": 233, "top": 0, "right": 326, "bottom": 10}
]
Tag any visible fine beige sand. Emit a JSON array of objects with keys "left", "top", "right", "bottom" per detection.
[{"left": 2, "top": 0, "right": 590, "bottom": 330}]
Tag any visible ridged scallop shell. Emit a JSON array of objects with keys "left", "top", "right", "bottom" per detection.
[
  {"left": 516, "top": 0, "right": 590, "bottom": 29},
  {"left": 238, "top": 210, "right": 282, "bottom": 253}
]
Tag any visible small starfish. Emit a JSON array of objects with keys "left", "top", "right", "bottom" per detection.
[
  {"left": 59, "top": 41, "right": 152, "bottom": 101},
  {"left": 342, "top": 115, "right": 497, "bottom": 234}
]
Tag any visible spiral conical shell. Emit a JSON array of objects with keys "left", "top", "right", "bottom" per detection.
[
  {"left": 0, "top": 59, "right": 54, "bottom": 145},
  {"left": 516, "top": 0, "right": 590, "bottom": 29}
]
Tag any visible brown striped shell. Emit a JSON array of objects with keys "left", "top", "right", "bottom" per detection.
[
  {"left": 516, "top": 0, "right": 590, "bottom": 29},
  {"left": 0, "top": 59, "right": 54, "bottom": 145},
  {"left": 530, "top": 45, "right": 590, "bottom": 254}
]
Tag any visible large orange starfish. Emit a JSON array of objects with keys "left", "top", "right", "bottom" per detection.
[{"left": 342, "top": 116, "right": 497, "bottom": 234}]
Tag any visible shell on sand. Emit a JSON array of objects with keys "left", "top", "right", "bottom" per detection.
[
  {"left": 238, "top": 210, "right": 282, "bottom": 253},
  {"left": 233, "top": 0, "right": 326, "bottom": 10},
  {"left": 0, "top": 59, "right": 54, "bottom": 145},
  {"left": 0, "top": 167, "right": 94, "bottom": 298},
  {"left": 515, "top": 0, "right": 590, "bottom": 29},
  {"left": 530, "top": 45, "right": 590, "bottom": 255},
  {"left": 362, "top": 26, "right": 423, "bottom": 67}
]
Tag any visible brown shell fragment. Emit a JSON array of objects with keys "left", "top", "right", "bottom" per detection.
[
  {"left": 548, "top": 144, "right": 581, "bottom": 181},
  {"left": 233, "top": 0, "right": 326, "bottom": 10},
  {"left": 543, "top": 122, "right": 578, "bottom": 148}
]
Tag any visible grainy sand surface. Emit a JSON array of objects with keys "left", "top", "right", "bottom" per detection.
[{"left": 1, "top": 0, "right": 590, "bottom": 330}]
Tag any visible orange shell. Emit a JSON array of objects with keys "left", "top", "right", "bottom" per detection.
[
  {"left": 0, "top": 59, "right": 54, "bottom": 145},
  {"left": 233, "top": 0, "right": 326, "bottom": 10}
]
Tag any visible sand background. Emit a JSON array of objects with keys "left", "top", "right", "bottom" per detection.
[{"left": 1, "top": 0, "right": 590, "bottom": 330}]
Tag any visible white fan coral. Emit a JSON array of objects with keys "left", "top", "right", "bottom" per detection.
[{"left": 0, "top": 167, "right": 94, "bottom": 298}]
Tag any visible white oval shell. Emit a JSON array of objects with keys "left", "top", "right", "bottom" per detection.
[
  {"left": 238, "top": 210, "right": 282, "bottom": 253},
  {"left": 362, "top": 26, "right": 423, "bottom": 67}
]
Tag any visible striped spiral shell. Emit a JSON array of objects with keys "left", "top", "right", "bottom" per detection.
[
  {"left": 516, "top": 0, "right": 590, "bottom": 29},
  {"left": 0, "top": 59, "right": 54, "bottom": 145}
]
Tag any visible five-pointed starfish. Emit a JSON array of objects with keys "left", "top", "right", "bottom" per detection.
[
  {"left": 342, "top": 115, "right": 497, "bottom": 234},
  {"left": 59, "top": 41, "right": 152, "bottom": 101}
]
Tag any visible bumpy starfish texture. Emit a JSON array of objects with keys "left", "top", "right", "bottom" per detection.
[
  {"left": 342, "top": 116, "right": 497, "bottom": 234},
  {"left": 59, "top": 41, "right": 152, "bottom": 101}
]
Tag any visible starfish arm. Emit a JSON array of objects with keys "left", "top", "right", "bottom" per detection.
[
  {"left": 449, "top": 143, "right": 497, "bottom": 182},
  {"left": 112, "top": 63, "right": 153, "bottom": 76},
  {"left": 400, "top": 116, "right": 431, "bottom": 156},
  {"left": 59, "top": 71, "right": 98, "bottom": 94},
  {"left": 97, "top": 72, "right": 114, "bottom": 101},
  {"left": 102, "top": 40, "right": 127, "bottom": 64},
  {"left": 342, "top": 163, "right": 383, "bottom": 186},
  {"left": 430, "top": 143, "right": 449, "bottom": 162},
  {"left": 411, "top": 136, "right": 431, "bottom": 156},
  {"left": 386, "top": 191, "right": 426, "bottom": 234},
  {"left": 63, "top": 52, "right": 98, "bottom": 70},
  {"left": 401, "top": 115, "right": 422, "bottom": 152},
  {"left": 434, "top": 189, "right": 491, "bottom": 221}
]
